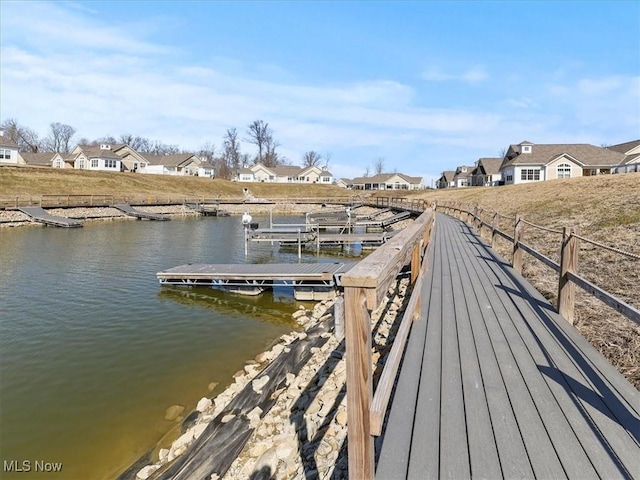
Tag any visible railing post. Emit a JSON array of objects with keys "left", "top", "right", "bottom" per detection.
[
  {"left": 344, "top": 286, "right": 374, "bottom": 480},
  {"left": 411, "top": 242, "right": 420, "bottom": 285},
  {"left": 477, "top": 208, "right": 483, "bottom": 232},
  {"left": 334, "top": 296, "right": 345, "bottom": 341},
  {"left": 491, "top": 212, "right": 499, "bottom": 249},
  {"left": 513, "top": 215, "right": 524, "bottom": 273},
  {"left": 558, "top": 227, "right": 579, "bottom": 324}
]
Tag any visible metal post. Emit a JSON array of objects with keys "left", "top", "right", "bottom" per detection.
[
  {"left": 244, "top": 226, "right": 248, "bottom": 256},
  {"left": 298, "top": 228, "right": 301, "bottom": 260}
]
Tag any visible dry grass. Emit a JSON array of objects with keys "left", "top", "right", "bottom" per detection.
[
  {"left": 0, "top": 165, "right": 353, "bottom": 199},
  {"left": 408, "top": 174, "right": 640, "bottom": 388}
]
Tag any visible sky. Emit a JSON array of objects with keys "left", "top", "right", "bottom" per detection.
[{"left": 1, "top": 0, "right": 639, "bottom": 185}]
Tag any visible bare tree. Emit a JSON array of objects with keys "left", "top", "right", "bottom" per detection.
[
  {"left": 119, "top": 134, "right": 151, "bottom": 151},
  {"left": 374, "top": 157, "right": 385, "bottom": 175},
  {"left": 222, "top": 128, "right": 242, "bottom": 177},
  {"left": 323, "top": 152, "right": 332, "bottom": 170},
  {"left": 301, "top": 151, "right": 322, "bottom": 168},
  {"left": 44, "top": 122, "right": 76, "bottom": 153},
  {"left": 498, "top": 147, "right": 507, "bottom": 158},
  {"left": 246, "top": 120, "right": 279, "bottom": 165},
  {"left": 1, "top": 118, "right": 41, "bottom": 152},
  {"left": 363, "top": 166, "right": 370, "bottom": 177}
]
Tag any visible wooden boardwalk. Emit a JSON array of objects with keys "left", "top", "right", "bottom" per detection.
[
  {"left": 18, "top": 206, "right": 83, "bottom": 227},
  {"left": 377, "top": 213, "right": 639, "bottom": 479}
]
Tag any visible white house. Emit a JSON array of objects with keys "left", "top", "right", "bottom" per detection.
[
  {"left": 0, "top": 132, "right": 21, "bottom": 164},
  {"left": 608, "top": 140, "right": 640, "bottom": 174},
  {"left": 350, "top": 173, "right": 424, "bottom": 190},
  {"left": 452, "top": 166, "right": 474, "bottom": 187},
  {"left": 71, "top": 144, "right": 123, "bottom": 172},
  {"left": 235, "top": 163, "right": 334, "bottom": 184},
  {"left": 470, "top": 158, "right": 503, "bottom": 186},
  {"left": 499, "top": 141, "right": 626, "bottom": 185},
  {"left": 141, "top": 153, "right": 202, "bottom": 176}
]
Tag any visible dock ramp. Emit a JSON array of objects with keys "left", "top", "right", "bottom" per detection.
[
  {"left": 18, "top": 207, "right": 83, "bottom": 227},
  {"left": 113, "top": 204, "right": 170, "bottom": 221}
]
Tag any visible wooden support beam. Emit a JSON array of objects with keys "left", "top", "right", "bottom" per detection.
[
  {"left": 411, "top": 243, "right": 421, "bottom": 285},
  {"left": 344, "top": 287, "right": 374, "bottom": 480},
  {"left": 491, "top": 212, "right": 498, "bottom": 249},
  {"left": 558, "top": 227, "right": 579, "bottom": 324},
  {"left": 513, "top": 215, "right": 524, "bottom": 273}
]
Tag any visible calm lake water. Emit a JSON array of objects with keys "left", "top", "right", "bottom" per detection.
[{"left": 0, "top": 214, "right": 361, "bottom": 479}]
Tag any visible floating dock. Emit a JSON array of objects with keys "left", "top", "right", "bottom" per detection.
[
  {"left": 18, "top": 207, "right": 83, "bottom": 227},
  {"left": 184, "top": 203, "right": 230, "bottom": 216},
  {"left": 157, "top": 262, "right": 353, "bottom": 300},
  {"left": 113, "top": 204, "right": 170, "bottom": 221}
]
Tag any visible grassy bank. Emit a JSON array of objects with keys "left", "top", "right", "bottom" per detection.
[{"left": 0, "top": 165, "right": 353, "bottom": 199}]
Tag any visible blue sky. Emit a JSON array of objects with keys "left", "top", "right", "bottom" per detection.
[{"left": 1, "top": 1, "right": 638, "bottom": 185}]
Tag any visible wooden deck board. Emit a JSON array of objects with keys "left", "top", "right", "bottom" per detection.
[{"left": 376, "top": 213, "right": 640, "bottom": 479}]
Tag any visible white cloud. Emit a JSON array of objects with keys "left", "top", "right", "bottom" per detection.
[{"left": 422, "top": 67, "right": 489, "bottom": 84}]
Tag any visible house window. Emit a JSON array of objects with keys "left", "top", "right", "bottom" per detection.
[
  {"left": 520, "top": 169, "right": 540, "bottom": 181},
  {"left": 522, "top": 145, "right": 532, "bottom": 153},
  {"left": 557, "top": 163, "right": 571, "bottom": 179},
  {"left": 0, "top": 149, "right": 11, "bottom": 159},
  {"left": 321, "top": 176, "right": 330, "bottom": 182},
  {"left": 78, "top": 159, "right": 85, "bottom": 169},
  {"left": 55, "top": 159, "right": 62, "bottom": 168},
  {"left": 91, "top": 159, "right": 99, "bottom": 168},
  {"left": 506, "top": 174, "right": 513, "bottom": 182},
  {"left": 105, "top": 159, "right": 117, "bottom": 168}
]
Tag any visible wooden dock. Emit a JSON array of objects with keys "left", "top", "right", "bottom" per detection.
[
  {"left": 157, "top": 262, "right": 353, "bottom": 300},
  {"left": 376, "top": 213, "right": 640, "bottom": 479},
  {"left": 184, "top": 203, "right": 230, "bottom": 216},
  {"left": 113, "top": 204, "right": 170, "bottom": 221},
  {"left": 18, "top": 206, "right": 83, "bottom": 227}
]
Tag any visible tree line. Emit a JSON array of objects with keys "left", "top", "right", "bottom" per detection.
[{"left": 1, "top": 118, "right": 331, "bottom": 180}]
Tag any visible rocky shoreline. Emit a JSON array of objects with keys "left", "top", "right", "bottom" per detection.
[{"left": 129, "top": 274, "right": 410, "bottom": 480}]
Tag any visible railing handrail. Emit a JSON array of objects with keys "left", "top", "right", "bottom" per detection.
[{"left": 436, "top": 203, "right": 639, "bottom": 326}]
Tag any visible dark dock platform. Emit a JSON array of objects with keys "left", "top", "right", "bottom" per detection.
[
  {"left": 157, "top": 262, "right": 353, "bottom": 300},
  {"left": 377, "top": 213, "right": 639, "bottom": 479},
  {"left": 18, "top": 206, "right": 83, "bottom": 227},
  {"left": 113, "top": 204, "right": 170, "bottom": 221},
  {"left": 185, "top": 203, "right": 230, "bottom": 216}
]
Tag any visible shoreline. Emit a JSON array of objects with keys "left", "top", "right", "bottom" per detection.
[{"left": 123, "top": 274, "right": 410, "bottom": 480}]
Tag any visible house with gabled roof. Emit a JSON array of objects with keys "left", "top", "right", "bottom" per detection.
[
  {"left": 470, "top": 158, "right": 503, "bottom": 186},
  {"left": 350, "top": 173, "right": 424, "bottom": 190},
  {"left": 108, "top": 144, "right": 150, "bottom": 173},
  {"left": 0, "top": 132, "right": 21, "bottom": 164},
  {"left": 452, "top": 166, "right": 474, "bottom": 187},
  {"left": 71, "top": 144, "right": 123, "bottom": 172},
  {"left": 51, "top": 153, "right": 76, "bottom": 169},
  {"left": 436, "top": 171, "right": 456, "bottom": 189},
  {"left": 234, "top": 163, "right": 334, "bottom": 184},
  {"left": 499, "top": 141, "right": 626, "bottom": 185},
  {"left": 607, "top": 140, "right": 640, "bottom": 174},
  {"left": 335, "top": 178, "right": 352, "bottom": 188},
  {"left": 141, "top": 153, "right": 202, "bottom": 176}
]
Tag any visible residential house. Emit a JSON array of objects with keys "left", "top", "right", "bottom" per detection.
[
  {"left": 51, "top": 153, "right": 76, "bottom": 169},
  {"left": 141, "top": 153, "right": 202, "bottom": 176},
  {"left": 108, "top": 144, "right": 151, "bottom": 173},
  {"left": 71, "top": 144, "right": 124, "bottom": 172},
  {"left": 607, "top": 140, "right": 640, "bottom": 174},
  {"left": 452, "top": 166, "right": 474, "bottom": 187},
  {"left": 197, "top": 161, "right": 215, "bottom": 178},
  {"left": 0, "top": 132, "right": 21, "bottom": 164},
  {"left": 350, "top": 173, "right": 424, "bottom": 190},
  {"left": 234, "top": 163, "right": 334, "bottom": 184},
  {"left": 436, "top": 171, "right": 456, "bottom": 189},
  {"left": 19, "top": 152, "right": 56, "bottom": 167},
  {"left": 470, "top": 158, "right": 503, "bottom": 186},
  {"left": 499, "top": 141, "right": 626, "bottom": 185},
  {"left": 335, "top": 178, "right": 352, "bottom": 188}
]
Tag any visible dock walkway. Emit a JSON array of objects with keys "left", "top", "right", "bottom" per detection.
[
  {"left": 18, "top": 206, "right": 83, "bottom": 227},
  {"left": 113, "top": 204, "right": 170, "bottom": 221},
  {"left": 377, "top": 213, "right": 639, "bottom": 479}
]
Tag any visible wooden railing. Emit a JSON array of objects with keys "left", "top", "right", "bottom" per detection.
[
  {"left": 0, "top": 195, "right": 364, "bottom": 209},
  {"left": 340, "top": 205, "right": 435, "bottom": 479},
  {"left": 437, "top": 203, "right": 640, "bottom": 326}
]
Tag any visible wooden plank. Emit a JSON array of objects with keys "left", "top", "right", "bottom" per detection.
[
  {"left": 375, "top": 227, "right": 437, "bottom": 478},
  {"left": 513, "top": 215, "right": 524, "bottom": 272},
  {"left": 450, "top": 215, "right": 586, "bottom": 479},
  {"left": 445, "top": 218, "right": 502, "bottom": 479},
  {"left": 344, "top": 286, "right": 375, "bottom": 480},
  {"left": 18, "top": 206, "right": 83, "bottom": 227},
  {"left": 461, "top": 215, "right": 640, "bottom": 478},
  {"left": 519, "top": 241, "right": 561, "bottom": 272},
  {"left": 406, "top": 220, "right": 444, "bottom": 480}
]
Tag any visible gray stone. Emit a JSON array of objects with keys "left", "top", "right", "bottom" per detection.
[
  {"left": 164, "top": 405, "right": 186, "bottom": 421},
  {"left": 196, "top": 397, "right": 212, "bottom": 413},
  {"left": 136, "top": 465, "right": 159, "bottom": 479}
]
